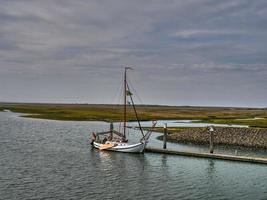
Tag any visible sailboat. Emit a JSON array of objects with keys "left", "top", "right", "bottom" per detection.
[{"left": 91, "top": 67, "right": 156, "bottom": 153}]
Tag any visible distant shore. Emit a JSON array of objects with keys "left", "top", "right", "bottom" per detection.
[
  {"left": 157, "top": 127, "right": 267, "bottom": 149},
  {"left": 1, "top": 102, "right": 267, "bottom": 148},
  {"left": 0, "top": 102, "right": 267, "bottom": 128}
]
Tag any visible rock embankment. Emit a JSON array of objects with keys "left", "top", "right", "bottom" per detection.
[{"left": 166, "top": 127, "right": 267, "bottom": 149}]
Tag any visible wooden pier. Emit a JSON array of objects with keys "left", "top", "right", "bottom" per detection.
[{"left": 145, "top": 148, "right": 267, "bottom": 164}]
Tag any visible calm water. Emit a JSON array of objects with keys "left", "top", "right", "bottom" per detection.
[
  {"left": 127, "top": 120, "right": 249, "bottom": 128},
  {"left": 0, "top": 112, "right": 266, "bottom": 200}
]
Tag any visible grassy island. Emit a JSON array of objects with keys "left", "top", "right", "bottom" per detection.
[
  {"left": 1, "top": 102, "right": 267, "bottom": 149},
  {"left": 0, "top": 103, "right": 267, "bottom": 128}
]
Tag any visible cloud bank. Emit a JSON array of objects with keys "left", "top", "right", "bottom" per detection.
[{"left": 0, "top": 0, "right": 267, "bottom": 107}]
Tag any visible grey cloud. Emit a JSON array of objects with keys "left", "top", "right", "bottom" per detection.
[
  {"left": 0, "top": 0, "right": 266, "bottom": 106},
  {"left": 169, "top": 29, "right": 245, "bottom": 38}
]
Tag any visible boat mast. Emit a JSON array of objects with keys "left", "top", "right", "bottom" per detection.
[
  {"left": 123, "top": 67, "right": 127, "bottom": 138},
  {"left": 123, "top": 67, "right": 144, "bottom": 140},
  {"left": 126, "top": 82, "right": 145, "bottom": 138}
]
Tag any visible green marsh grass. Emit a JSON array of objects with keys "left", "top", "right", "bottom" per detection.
[{"left": 1, "top": 103, "right": 267, "bottom": 128}]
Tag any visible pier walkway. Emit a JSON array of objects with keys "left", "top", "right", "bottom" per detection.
[{"left": 145, "top": 148, "right": 267, "bottom": 164}]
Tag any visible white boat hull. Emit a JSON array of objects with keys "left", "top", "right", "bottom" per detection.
[{"left": 93, "top": 141, "right": 146, "bottom": 153}]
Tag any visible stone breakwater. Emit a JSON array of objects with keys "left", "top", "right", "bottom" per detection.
[{"left": 165, "top": 127, "right": 267, "bottom": 149}]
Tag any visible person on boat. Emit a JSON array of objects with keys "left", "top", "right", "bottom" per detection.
[
  {"left": 103, "top": 137, "right": 107, "bottom": 144},
  {"left": 90, "top": 132, "right": 96, "bottom": 145}
]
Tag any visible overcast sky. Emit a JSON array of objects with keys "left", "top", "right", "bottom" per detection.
[{"left": 0, "top": 0, "right": 267, "bottom": 107}]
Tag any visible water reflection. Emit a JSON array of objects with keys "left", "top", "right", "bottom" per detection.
[
  {"left": 206, "top": 159, "right": 216, "bottom": 178},
  {"left": 92, "top": 149, "right": 150, "bottom": 173},
  {"left": 161, "top": 154, "right": 168, "bottom": 170}
]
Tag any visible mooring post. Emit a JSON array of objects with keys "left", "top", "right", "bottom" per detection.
[
  {"left": 110, "top": 122, "right": 113, "bottom": 140},
  {"left": 163, "top": 123, "right": 167, "bottom": 149},
  {"left": 209, "top": 126, "right": 214, "bottom": 154}
]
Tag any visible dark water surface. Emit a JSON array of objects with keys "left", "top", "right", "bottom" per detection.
[{"left": 0, "top": 112, "right": 266, "bottom": 200}]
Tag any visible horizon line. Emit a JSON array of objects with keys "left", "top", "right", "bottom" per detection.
[{"left": 0, "top": 101, "right": 266, "bottom": 110}]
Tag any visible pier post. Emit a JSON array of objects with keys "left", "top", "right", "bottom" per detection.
[
  {"left": 163, "top": 123, "right": 167, "bottom": 149},
  {"left": 110, "top": 122, "right": 113, "bottom": 140},
  {"left": 209, "top": 126, "right": 214, "bottom": 154}
]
